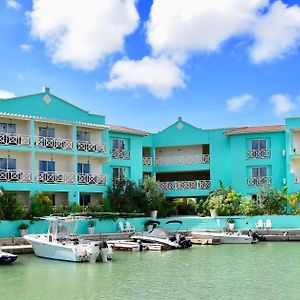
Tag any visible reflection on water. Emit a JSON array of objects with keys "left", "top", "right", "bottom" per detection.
[{"left": 2, "top": 243, "right": 300, "bottom": 300}]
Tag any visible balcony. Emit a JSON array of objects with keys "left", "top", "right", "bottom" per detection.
[
  {"left": 77, "top": 140, "right": 106, "bottom": 153},
  {"left": 36, "top": 136, "right": 73, "bottom": 150},
  {"left": 159, "top": 180, "right": 211, "bottom": 191},
  {"left": 142, "top": 156, "right": 152, "bottom": 166},
  {"left": 78, "top": 173, "right": 106, "bottom": 185},
  {"left": 0, "top": 169, "right": 32, "bottom": 182},
  {"left": 111, "top": 149, "right": 130, "bottom": 160},
  {"left": 0, "top": 133, "right": 31, "bottom": 147},
  {"left": 37, "top": 171, "right": 75, "bottom": 184},
  {"left": 246, "top": 149, "right": 271, "bottom": 159},
  {"left": 154, "top": 154, "right": 210, "bottom": 166},
  {"left": 247, "top": 176, "right": 272, "bottom": 186}
]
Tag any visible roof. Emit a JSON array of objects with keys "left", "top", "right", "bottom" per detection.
[
  {"left": 109, "top": 124, "right": 150, "bottom": 136},
  {"left": 224, "top": 125, "right": 285, "bottom": 136}
]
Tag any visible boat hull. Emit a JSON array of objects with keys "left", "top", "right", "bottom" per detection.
[
  {"left": 192, "top": 232, "right": 255, "bottom": 244},
  {"left": 0, "top": 252, "right": 17, "bottom": 264}
]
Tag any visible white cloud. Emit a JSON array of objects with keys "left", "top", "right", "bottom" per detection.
[
  {"left": 28, "top": 0, "right": 139, "bottom": 70},
  {"left": 7, "top": 0, "right": 21, "bottom": 10},
  {"left": 0, "top": 89, "right": 16, "bottom": 99},
  {"left": 147, "top": 0, "right": 267, "bottom": 61},
  {"left": 226, "top": 94, "right": 255, "bottom": 111},
  {"left": 270, "top": 94, "right": 296, "bottom": 115},
  {"left": 103, "top": 56, "right": 185, "bottom": 98},
  {"left": 250, "top": 1, "right": 300, "bottom": 63},
  {"left": 20, "top": 44, "right": 32, "bottom": 52}
]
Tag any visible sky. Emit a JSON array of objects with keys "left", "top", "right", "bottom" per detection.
[{"left": 1, "top": 0, "right": 300, "bottom": 133}]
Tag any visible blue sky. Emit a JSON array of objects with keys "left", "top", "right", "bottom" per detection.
[{"left": 1, "top": 0, "right": 300, "bottom": 132}]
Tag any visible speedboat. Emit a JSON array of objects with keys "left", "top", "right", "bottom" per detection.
[
  {"left": 131, "top": 220, "right": 192, "bottom": 249},
  {"left": 0, "top": 247, "right": 17, "bottom": 264},
  {"left": 24, "top": 215, "right": 112, "bottom": 263},
  {"left": 191, "top": 230, "right": 263, "bottom": 244}
]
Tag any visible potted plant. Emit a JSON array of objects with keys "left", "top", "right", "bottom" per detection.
[
  {"left": 227, "top": 218, "right": 235, "bottom": 231},
  {"left": 18, "top": 223, "right": 29, "bottom": 237},
  {"left": 87, "top": 219, "right": 96, "bottom": 234}
]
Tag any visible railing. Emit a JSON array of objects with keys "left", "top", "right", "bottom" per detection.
[
  {"left": 37, "top": 171, "right": 75, "bottom": 184},
  {"left": 142, "top": 156, "right": 152, "bottom": 166},
  {"left": 110, "top": 149, "right": 130, "bottom": 160},
  {"left": 35, "top": 136, "right": 73, "bottom": 150},
  {"left": 247, "top": 176, "right": 272, "bottom": 186},
  {"left": 77, "top": 141, "right": 106, "bottom": 153},
  {"left": 246, "top": 149, "right": 271, "bottom": 159},
  {"left": 0, "top": 133, "right": 31, "bottom": 147},
  {"left": 154, "top": 154, "right": 210, "bottom": 166},
  {"left": 159, "top": 180, "right": 211, "bottom": 191},
  {"left": 77, "top": 173, "right": 106, "bottom": 185},
  {"left": 0, "top": 169, "right": 32, "bottom": 182}
]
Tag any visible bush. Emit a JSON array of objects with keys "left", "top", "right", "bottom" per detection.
[
  {"left": 239, "top": 196, "right": 264, "bottom": 216},
  {"left": 287, "top": 192, "right": 300, "bottom": 215},
  {"left": 175, "top": 198, "right": 196, "bottom": 215},
  {"left": 0, "top": 190, "right": 26, "bottom": 220},
  {"left": 18, "top": 222, "right": 29, "bottom": 230},
  {"left": 28, "top": 192, "right": 53, "bottom": 218}
]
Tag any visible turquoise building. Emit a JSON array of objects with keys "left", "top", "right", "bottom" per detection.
[{"left": 0, "top": 88, "right": 297, "bottom": 206}]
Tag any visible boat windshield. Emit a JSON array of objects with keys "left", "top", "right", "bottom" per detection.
[
  {"left": 48, "top": 219, "right": 77, "bottom": 237},
  {"left": 147, "top": 227, "right": 174, "bottom": 239}
]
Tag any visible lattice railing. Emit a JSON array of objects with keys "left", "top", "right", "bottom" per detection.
[
  {"left": 77, "top": 173, "right": 106, "bottom": 185},
  {"left": 0, "top": 133, "right": 31, "bottom": 147},
  {"left": 159, "top": 180, "right": 211, "bottom": 191},
  {"left": 246, "top": 149, "right": 271, "bottom": 159},
  {"left": 35, "top": 136, "right": 73, "bottom": 150},
  {"left": 37, "top": 171, "right": 75, "bottom": 184},
  {"left": 0, "top": 169, "right": 32, "bottom": 182},
  {"left": 155, "top": 154, "right": 210, "bottom": 166},
  {"left": 142, "top": 157, "right": 152, "bottom": 166},
  {"left": 110, "top": 149, "right": 130, "bottom": 160},
  {"left": 77, "top": 141, "right": 106, "bottom": 153},
  {"left": 247, "top": 176, "right": 272, "bottom": 186}
]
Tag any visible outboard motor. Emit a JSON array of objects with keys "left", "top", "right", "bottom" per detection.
[
  {"left": 248, "top": 229, "right": 265, "bottom": 241},
  {"left": 178, "top": 235, "right": 193, "bottom": 249}
]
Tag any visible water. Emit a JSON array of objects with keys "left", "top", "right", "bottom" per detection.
[{"left": 2, "top": 243, "right": 300, "bottom": 300}]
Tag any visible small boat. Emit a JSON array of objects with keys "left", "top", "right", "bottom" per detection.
[
  {"left": 131, "top": 220, "right": 192, "bottom": 249},
  {"left": 24, "top": 215, "right": 112, "bottom": 263},
  {"left": 0, "top": 247, "right": 17, "bottom": 264},
  {"left": 191, "top": 230, "right": 261, "bottom": 244},
  {"left": 107, "top": 240, "right": 145, "bottom": 252}
]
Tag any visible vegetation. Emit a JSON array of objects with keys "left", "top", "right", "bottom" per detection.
[
  {"left": 239, "top": 196, "right": 264, "bottom": 216},
  {"left": 287, "top": 192, "right": 300, "bottom": 215},
  {"left": 28, "top": 192, "right": 53, "bottom": 218},
  {"left": 87, "top": 219, "right": 96, "bottom": 227},
  {"left": 174, "top": 198, "right": 196, "bottom": 215},
  {"left": 18, "top": 222, "right": 29, "bottom": 230},
  {"left": 0, "top": 190, "right": 26, "bottom": 220}
]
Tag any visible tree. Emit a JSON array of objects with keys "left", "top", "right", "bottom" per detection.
[
  {"left": 28, "top": 192, "right": 53, "bottom": 218},
  {"left": 0, "top": 190, "right": 26, "bottom": 220}
]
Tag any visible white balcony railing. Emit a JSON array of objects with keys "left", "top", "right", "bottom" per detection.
[
  {"left": 77, "top": 141, "right": 106, "bottom": 153},
  {"left": 159, "top": 180, "right": 211, "bottom": 191},
  {"left": 247, "top": 176, "right": 272, "bottom": 186},
  {"left": 154, "top": 154, "right": 210, "bottom": 166},
  {"left": 246, "top": 149, "right": 271, "bottom": 159},
  {"left": 0, "top": 133, "right": 31, "bottom": 147},
  {"left": 142, "top": 156, "right": 152, "bottom": 166},
  {"left": 36, "top": 136, "right": 73, "bottom": 150},
  {"left": 0, "top": 169, "right": 32, "bottom": 182},
  {"left": 77, "top": 173, "right": 106, "bottom": 185},
  {"left": 111, "top": 149, "right": 130, "bottom": 160},
  {"left": 37, "top": 171, "right": 75, "bottom": 184}
]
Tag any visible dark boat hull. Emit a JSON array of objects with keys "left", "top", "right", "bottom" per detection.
[{"left": 0, "top": 254, "right": 17, "bottom": 264}]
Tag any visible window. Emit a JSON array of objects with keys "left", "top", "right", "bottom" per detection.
[
  {"left": 112, "top": 138, "right": 125, "bottom": 150},
  {"left": 77, "top": 163, "right": 90, "bottom": 174},
  {"left": 112, "top": 167, "right": 126, "bottom": 181},
  {"left": 251, "top": 166, "right": 267, "bottom": 178},
  {"left": 251, "top": 139, "right": 266, "bottom": 151},
  {"left": 77, "top": 131, "right": 90, "bottom": 142},
  {"left": 39, "top": 160, "right": 55, "bottom": 172},
  {"left": 39, "top": 127, "right": 55, "bottom": 138},
  {"left": 0, "top": 157, "right": 16, "bottom": 170},
  {"left": 0, "top": 123, "right": 16, "bottom": 134},
  {"left": 80, "top": 195, "right": 91, "bottom": 206}
]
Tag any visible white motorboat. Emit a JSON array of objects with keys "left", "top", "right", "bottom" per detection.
[
  {"left": 191, "top": 230, "right": 260, "bottom": 244},
  {"left": 131, "top": 220, "right": 192, "bottom": 249},
  {"left": 24, "top": 215, "right": 112, "bottom": 263},
  {"left": 107, "top": 240, "right": 163, "bottom": 251}
]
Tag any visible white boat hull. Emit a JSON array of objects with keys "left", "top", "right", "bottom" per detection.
[{"left": 192, "top": 232, "right": 256, "bottom": 244}]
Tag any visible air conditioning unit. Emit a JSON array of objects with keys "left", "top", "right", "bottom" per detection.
[{"left": 283, "top": 178, "right": 287, "bottom": 185}]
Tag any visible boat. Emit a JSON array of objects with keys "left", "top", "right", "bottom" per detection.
[
  {"left": 107, "top": 240, "right": 145, "bottom": 252},
  {"left": 24, "top": 215, "right": 112, "bottom": 263},
  {"left": 0, "top": 246, "right": 17, "bottom": 264},
  {"left": 131, "top": 220, "right": 192, "bottom": 249},
  {"left": 191, "top": 230, "right": 262, "bottom": 244}
]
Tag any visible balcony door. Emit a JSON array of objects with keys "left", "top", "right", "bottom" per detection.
[
  {"left": 251, "top": 139, "right": 266, "bottom": 151},
  {"left": 0, "top": 157, "right": 17, "bottom": 181},
  {"left": 39, "top": 160, "right": 55, "bottom": 173},
  {"left": 112, "top": 138, "right": 125, "bottom": 150}
]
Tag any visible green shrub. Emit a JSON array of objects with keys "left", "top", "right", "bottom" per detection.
[
  {"left": 28, "top": 192, "right": 53, "bottom": 218},
  {"left": 18, "top": 222, "right": 29, "bottom": 230},
  {"left": 287, "top": 192, "right": 300, "bottom": 215},
  {"left": 0, "top": 190, "right": 26, "bottom": 220},
  {"left": 239, "top": 196, "right": 264, "bottom": 216},
  {"left": 174, "top": 198, "right": 196, "bottom": 215}
]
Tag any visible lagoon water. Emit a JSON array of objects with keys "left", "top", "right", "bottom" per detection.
[{"left": 2, "top": 243, "right": 300, "bottom": 300}]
